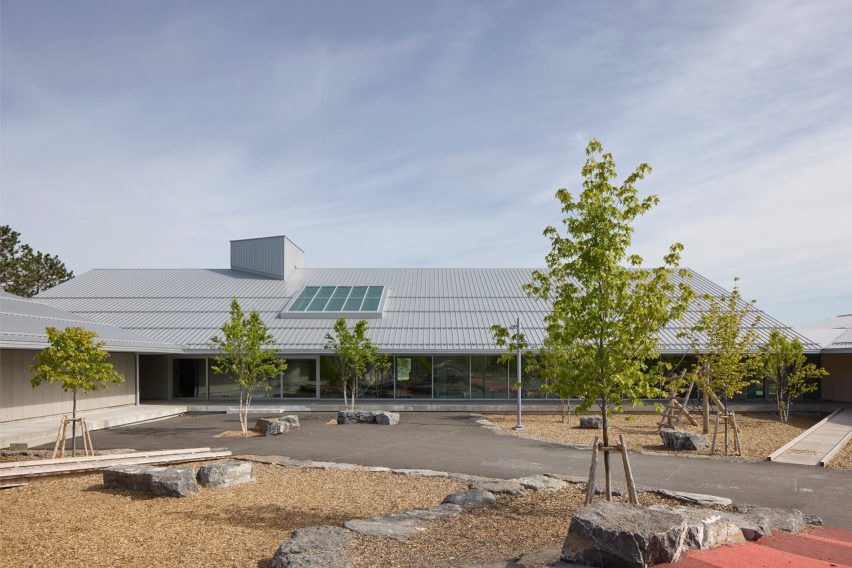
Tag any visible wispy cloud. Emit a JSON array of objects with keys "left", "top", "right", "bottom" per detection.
[{"left": 1, "top": 0, "right": 850, "bottom": 325}]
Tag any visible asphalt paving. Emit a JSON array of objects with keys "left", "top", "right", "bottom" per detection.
[{"left": 72, "top": 411, "right": 852, "bottom": 528}]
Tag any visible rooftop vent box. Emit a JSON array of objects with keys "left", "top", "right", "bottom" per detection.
[{"left": 230, "top": 235, "right": 304, "bottom": 280}]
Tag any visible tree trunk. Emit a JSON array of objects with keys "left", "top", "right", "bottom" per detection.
[
  {"left": 702, "top": 389, "right": 710, "bottom": 434},
  {"left": 342, "top": 382, "right": 349, "bottom": 410},
  {"left": 239, "top": 388, "right": 247, "bottom": 435},
  {"left": 71, "top": 390, "right": 78, "bottom": 457},
  {"left": 560, "top": 398, "right": 566, "bottom": 423},
  {"left": 601, "top": 397, "right": 611, "bottom": 501}
]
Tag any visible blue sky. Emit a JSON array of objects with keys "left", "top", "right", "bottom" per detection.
[{"left": 2, "top": 1, "right": 850, "bottom": 326}]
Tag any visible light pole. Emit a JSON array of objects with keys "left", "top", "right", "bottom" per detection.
[{"left": 512, "top": 316, "right": 524, "bottom": 430}]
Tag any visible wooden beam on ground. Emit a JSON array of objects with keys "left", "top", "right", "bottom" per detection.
[{"left": 0, "top": 447, "right": 218, "bottom": 470}]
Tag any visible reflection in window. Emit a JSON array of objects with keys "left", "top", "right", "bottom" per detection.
[
  {"left": 433, "top": 356, "right": 470, "bottom": 399},
  {"left": 472, "top": 356, "right": 508, "bottom": 399},
  {"left": 319, "top": 356, "right": 344, "bottom": 398},
  {"left": 282, "top": 359, "right": 316, "bottom": 398},
  {"left": 395, "top": 355, "right": 432, "bottom": 398}
]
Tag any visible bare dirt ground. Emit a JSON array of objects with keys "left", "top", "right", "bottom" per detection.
[
  {"left": 0, "top": 460, "right": 465, "bottom": 567},
  {"left": 347, "top": 487, "right": 724, "bottom": 567},
  {"left": 481, "top": 412, "right": 824, "bottom": 461}
]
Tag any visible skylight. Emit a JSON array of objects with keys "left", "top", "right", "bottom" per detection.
[{"left": 288, "top": 286, "right": 385, "bottom": 313}]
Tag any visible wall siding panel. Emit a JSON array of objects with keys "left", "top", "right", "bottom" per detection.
[{"left": 0, "top": 349, "right": 137, "bottom": 422}]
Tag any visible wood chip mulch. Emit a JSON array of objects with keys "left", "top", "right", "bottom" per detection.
[
  {"left": 825, "top": 437, "right": 852, "bottom": 470},
  {"left": 482, "top": 412, "right": 824, "bottom": 461},
  {"left": 347, "top": 487, "right": 720, "bottom": 567},
  {"left": 0, "top": 461, "right": 466, "bottom": 567}
]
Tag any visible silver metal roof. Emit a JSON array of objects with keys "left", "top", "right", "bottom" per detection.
[
  {"left": 0, "top": 291, "right": 181, "bottom": 353},
  {"left": 799, "top": 314, "right": 852, "bottom": 352},
  {"left": 34, "top": 267, "right": 818, "bottom": 354}
]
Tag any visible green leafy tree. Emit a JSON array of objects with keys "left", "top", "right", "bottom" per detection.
[
  {"left": 324, "top": 318, "right": 390, "bottom": 410},
  {"left": 531, "top": 340, "right": 579, "bottom": 423},
  {"left": 685, "top": 279, "right": 763, "bottom": 433},
  {"left": 760, "top": 329, "right": 827, "bottom": 423},
  {"left": 210, "top": 298, "right": 287, "bottom": 435},
  {"left": 525, "top": 139, "right": 694, "bottom": 495},
  {"left": 0, "top": 225, "right": 74, "bottom": 297},
  {"left": 30, "top": 327, "right": 124, "bottom": 453}
]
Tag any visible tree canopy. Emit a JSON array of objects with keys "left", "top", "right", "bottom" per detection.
[
  {"left": 1, "top": 225, "right": 74, "bottom": 297},
  {"left": 30, "top": 326, "right": 124, "bottom": 417},
  {"left": 324, "top": 317, "right": 389, "bottom": 410},
  {"left": 210, "top": 298, "right": 287, "bottom": 434},
  {"left": 526, "top": 140, "right": 693, "bottom": 445},
  {"left": 760, "top": 328, "right": 827, "bottom": 422}
]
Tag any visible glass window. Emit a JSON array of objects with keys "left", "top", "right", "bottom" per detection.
[
  {"left": 472, "top": 356, "right": 509, "bottom": 399},
  {"left": 512, "top": 354, "right": 547, "bottom": 399},
  {"left": 395, "top": 355, "right": 432, "bottom": 398},
  {"left": 306, "top": 286, "right": 336, "bottom": 311},
  {"left": 359, "top": 365, "right": 394, "bottom": 398},
  {"left": 289, "top": 287, "right": 319, "bottom": 312},
  {"left": 433, "top": 355, "right": 470, "bottom": 399},
  {"left": 208, "top": 359, "right": 243, "bottom": 399},
  {"left": 319, "top": 356, "right": 344, "bottom": 398},
  {"left": 360, "top": 286, "right": 384, "bottom": 311},
  {"left": 172, "top": 358, "right": 206, "bottom": 398},
  {"left": 282, "top": 359, "right": 317, "bottom": 398},
  {"left": 324, "top": 287, "right": 352, "bottom": 312},
  {"left": 343, "top": 286, "right": 368, "bottom": 311}
]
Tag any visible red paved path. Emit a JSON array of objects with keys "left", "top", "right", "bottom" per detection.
[{"left": 656, "top": 526, "right": 852, "bottom": 567}]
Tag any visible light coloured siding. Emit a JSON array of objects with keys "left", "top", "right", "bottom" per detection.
[{"left": 0, "top": 349, "right": 137, "bottom": 422}]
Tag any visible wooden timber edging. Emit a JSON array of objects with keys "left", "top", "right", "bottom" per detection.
[
  {"left": 0, "top": 447, "right": 232, "bottom": 488},
  {"left": 767, "top": 408, "right": 841, "bottom": 462}
]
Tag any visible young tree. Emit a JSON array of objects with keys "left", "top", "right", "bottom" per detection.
[
  {"left": 686, "top": 280, "right": 763, "bottom": 433},
  {"left": 760, "top": 329, "right": 827, "bottom": 423},
  {"left": 525, "top": 139, "right": 694, "bottom": 498},
  {"left": 532, "top": 340, "right": 579, "bottom": 423},
  {"left": 210, "top": 298, "right": 287, "bottom": 435},
  {"left": 0, "top": 225, "right": 74, "bottom": 297},
  {"left": 30, "top": 326, "right": 124, "bottom": 454},
  {"left": 324, "top": 317, "right": 389, "bottom": 410}
]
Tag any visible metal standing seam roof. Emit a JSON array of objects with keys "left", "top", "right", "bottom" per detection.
[
  {"left": 0, "top": 291, "right": 181, "bottom": 353},
  {"left": 798, "top": 314, "right": 852, "bottom": 352},
  {"left": 33, "top": 267, "right": 819, "bottom": 354}
]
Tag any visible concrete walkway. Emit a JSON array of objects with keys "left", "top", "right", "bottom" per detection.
[
  {"left": 771, "top": 408, "right": 852, "bottom": 466},
  {"left": 0, "top": 404, "right": 186, "bottom": 449},
  {"left": 65, "top": 411, "right": 852, "bottom": 528}
]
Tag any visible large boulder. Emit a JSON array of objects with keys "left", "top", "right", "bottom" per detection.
[
  {"left": 472, "top": 479, "right": 527, "bottom": 497},
  {"left": 103, "top": 465, "right": 199, "bottom": 497},
  {"left": 650, "top": 506, "right": 745, "bottom": 550},
  {"left": 337, "top": 411, "right": 359, "bottom": 424},
  {"left": 372, "top": 410, "right": 400, "bottom": 425},
  {"left": 579, "top": 416, "right": 602, "bottom": 429},
  {"left": 281, "top": 415, "right": 301, "bottom": 430},
  {"left": 197, "top": 461, "right": 255, "bottom": 488},
  {"left": 271, "top": 525, "right": 352, "bottom": 568},
  {"left": 343, "top": 517, "right": 421, "bottom": 540},
  {"left": 561, "top": 501, "right": 688, "bottom": 567},
  {"left": 442, "top": 489, "right": 497, "bottom": 510},
  {"left": 517, "top": 474, "right": 570, "bottom": 493},
  {"left": 659, "top": 429, "right": 710, "bottom": 451},
  {"left": 732, "top": 504, "right": 808, "bottom": 538},
  {"left": 255, "top": 417, "right": 291, "bottom": 436}
]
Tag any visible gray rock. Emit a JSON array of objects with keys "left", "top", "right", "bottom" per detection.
[
  {"left": 561, "top": 501, "right": 688, "bottom": 567},
  {"left": 366, "top": 466, "right": 392, "bottom": 473},
  {"left": 281, "top": 415, "right": 301, "bottom": 429},
  {"left": 472, "top": 479, "right": 527, "bottom": 497},
  {"left": 255, "top": 417, "right": 290, "bottom": 435},
  {"left": 344, "top": 517, "right": 423, "bottom": 540},
  {"left": 394, "top": 503, "right": 464, "bottom": 521},
  {"left": 659, "top": 429, "right": 710, "bottom": 451},
  {"left": 103, "top": 465, "right": 199, "bottom": 497},
  {"left": 649, "top": 505, "right": 745, "bottom": 550},
  {"left": 518, "top": 474, "right": 570, "bottom": 493},
  {"left": 271, "top": 525, "right": 352, "bottom": 568},
  {"left": 655, "top": 488, "right": 732, "bottom": 507},
  {"left": 392, "top": 468, "right": 450, "bottom": 477},
  {"left": 196, "top": 461, "right": 255, "bottom": 488},
  {"left": 579, "top": 416, "right": 602, "bottom": 429},
  {"left": 733, "top": 504, "right": 807, "bottom": 536},
  {"left": 373, "top": 410, "right": 400, "bottom": 425},
  {"left": 337, "top": 411, "right": 358, "bottom": 424},
  {"left": 354, "top": 410, "right": 376, "bottom": 423},
  {"left": 544, "top": 473, "right": 587, "bottom": 484},
  {"left": 448, "top": 473, "right": 498, "bottom": 483},
  {"left": 442, "top": 489, "right": 497, "bottom": 510}
]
